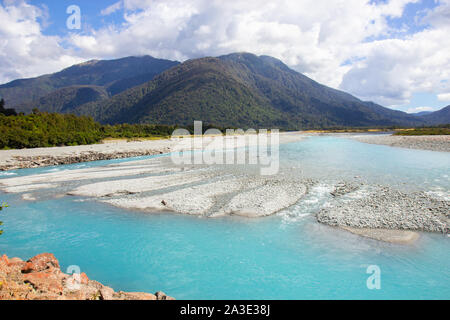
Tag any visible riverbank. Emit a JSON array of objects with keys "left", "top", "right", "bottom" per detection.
[
  {"left": 0, "top": 132, "right": 304, "bottom": 171},
  {"left": 0, "top": 253, "right": 174, "bottom": 300},
  {"left": 0, "top": 139, "right": 175, "bottom": 171},
  {"left": 2, "top": 133, "right": 448, "bottom": 171},
  {"left": 350, "top": 134, "right": 450, "bottom": 152}
]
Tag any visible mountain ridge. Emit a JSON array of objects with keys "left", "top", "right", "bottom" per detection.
[
  {"left": 0, "top": 55, "right": 179, "bottom": 112},
  {"left": 418, "top": 106, "right": 450, "bottom": 125},
  {"left": 2, "top": 52, "right": 448, "bottom": 129},
  {"left": 72, "top": 53, "right": 427, "bottom": 129}
]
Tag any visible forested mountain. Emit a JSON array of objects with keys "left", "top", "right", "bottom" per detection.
[
  {"left": 417, "top": 106, "right": 450, "bottom": 125},
  {"left": 2, "top": 52, "right": 445, "bottom": 129},
  {"left": 411, "top": 111, "right": 433, "bottom": 116},
  {"left": 17, "top": 86, "right": 109, "bottom": 114},
  {"left": 0, "top": 56, "right": 179, "bottom": 112},
  {"left": 71, "top": 53, "right": 426, "bottom": 129}
]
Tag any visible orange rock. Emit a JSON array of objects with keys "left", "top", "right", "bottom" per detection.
[
  {"left": 1, "top": 254, "right": 9, "bottom": 265},
  {"left": 22, "top": 262, "right": 34, "bottom": 273},
  {"left": 8, "top": 257, "right": 24, "bottom": 267},
  {"left": 21, "top": 253, "right": 59, "bottom": 274},
  {"left": 1, "top": 252, "right": 174, "bottom": 300},
  {"left": 23, "top": 271, "right": 64, "bottom": 295},
  {"left": 80, "top": 272, "right": 89, "bottom": 285}
]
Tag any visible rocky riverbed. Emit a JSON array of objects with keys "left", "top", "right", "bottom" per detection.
[
  {"left": 0, "top": 150, "right": 172, "bottom": 171},
  {"left": 351, "top": 134, "right": 450, "bottom": 152},
  {"left": 1, "top": 151, "right": 448, "bottom": 244},
  {"left": 0, "top": 133, "right": 305, "bottom": 171},
  {"left": 0, "top": 253, "right": 174, "bottom": 300},
  {"left": 317, "top": 183, "right": 449, "bottom": 243},
  {"left": 1, "top": 133, "right": 448, "bottom": 245}
]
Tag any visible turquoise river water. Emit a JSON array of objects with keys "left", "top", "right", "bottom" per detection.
[{"left": 0, "top": 136, "right": 449, "bottom": 299}]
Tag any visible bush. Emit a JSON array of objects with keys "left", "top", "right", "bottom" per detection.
[{"left": 0, "top": 202, "right": 7, "bottom": 236}]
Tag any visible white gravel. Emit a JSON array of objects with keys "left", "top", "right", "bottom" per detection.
[
  {"left": 0, "top": 165, "right": 181, "bottom": 187},
  {"left": 351, "top": 134, "right": 450, "bottom": 152},
  {"left": 317, "top": 185, "right": 449, "bottom": 234},
  {"left": 68, "top": 170, "right": 213, "bottom": 197},
  {"left": 103, "top": 178, "right": 248, "bottom": 215},
  {"left": 2, "top": 183, "right": 58, "bottom": 193},
  {"left": 213, "top": 181, "right": 308, "bottom": 218}
]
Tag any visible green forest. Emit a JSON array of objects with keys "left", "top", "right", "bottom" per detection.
[
  {"left": 0, "top": 100, "right": 231, "bottom": 149},
  {"left": 0, "top": 101, "right": 179, "bottom": 149}
]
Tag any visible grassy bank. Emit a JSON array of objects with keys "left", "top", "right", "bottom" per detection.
[{"left": 394, "top": 125, "right": 450, "bottom": 136}]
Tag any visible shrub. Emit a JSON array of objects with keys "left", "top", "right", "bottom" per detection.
[{"left": 0, "top": 202, "right": 7, "bottom": 236}]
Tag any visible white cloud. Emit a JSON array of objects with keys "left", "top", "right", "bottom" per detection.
[
  {"left": 340, "top": 25, "right": 450, "bottom": 106},
  {"left": 406, "top": 106, "right": 434, "bottom": 113},
  {"left": 74, "top": 0, "right": 422, "bottom": 91},
  {"left": 422, "top": 0, "right": 450, "bottom": 27},
  {"left": 0, "top": 0, "right": 83, "bottom": 84},
  {"left": 437, "top": 93, "right": 450, "bottom": 102},
  {"left": 101, "top": 1, "right": 123, "bottom": 16},
  {"left": 1, "top": 0, "right": 450, "bottom": 110}
]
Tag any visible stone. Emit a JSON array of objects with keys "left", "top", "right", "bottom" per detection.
[
  {"left": 0, "top": 252, "right": 174, "bottom": 300},
  {"left": 119, "top": 292, "right": 157, "bottom": 300},
  {"left": 21, "top": 253, "right": 59, "bottom": 273},
  {"left": 99, "top": 286, "right": 115, "bottom": 300},
  {"left": 80, "top": 272, "right": 89, "bottom": 285},
  {"left": 23, "top": 271, "right": 64, "bottom": 295},
  {"left": 155, "top": 291, "right": 175, "bottom": 300}
]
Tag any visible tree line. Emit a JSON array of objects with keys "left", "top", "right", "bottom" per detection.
[
  {"left": 0, "top": 102, "right": 182, "bottom": 149},
  {"left": 0, "top": 101, "right": 232, "bottom": 149}
]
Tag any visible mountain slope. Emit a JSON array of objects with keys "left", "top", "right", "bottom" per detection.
[
  {"left": 74, "top": 53, "right": 425, "bottom": 129},
  {"left": 17, "top": 86, "right": 109, "bottom": 114},
  {"left": 220, "top": 53, "right": 423, "bottom": 127},
  {"left": 75, "top": 57, "right": 287, "bottom": 128},
  {"left": 411, "top": 111, "right": 433, "bottom": 116},
  {"left": 418, "top": 106, "right": 450, "bottom": 125},
  {"left": 0, "top": 56, "right": 179, "bottom": 111}
]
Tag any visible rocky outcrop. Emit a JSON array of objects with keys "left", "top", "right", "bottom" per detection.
[
  {"left": 0, "top": 253, "right": 174, "bottom": 300},
  {"left": 0, "top": 149, "right": 171, "bottom": 171}
]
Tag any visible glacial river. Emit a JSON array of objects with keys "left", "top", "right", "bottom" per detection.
[{"left": 0, "top": 136, "right": 449, "bottom": 299}]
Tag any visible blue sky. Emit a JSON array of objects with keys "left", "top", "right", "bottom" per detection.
[
  {"left": 2, "top": 0, "right": 450, "bottom": 113},
  {"left": 31, "top": 0, "right": 119, "bottom": 37}
]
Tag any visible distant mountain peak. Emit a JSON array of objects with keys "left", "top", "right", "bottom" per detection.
[
  {"left": 0, "top": 55, "right": 180, "bottom": 110},
  {"left": 2, "top": 52, "right": 444, "bottom": 128},
  {"left": 77, "top": 59, "right": 100, "bottom": 67},
  {"left": 69, "top": 53, "right": 427, "bottom": 128}
]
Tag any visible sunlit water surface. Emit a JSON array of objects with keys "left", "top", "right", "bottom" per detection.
[{"left": 0, "top": 136, "right": 449, "bottom": 299}]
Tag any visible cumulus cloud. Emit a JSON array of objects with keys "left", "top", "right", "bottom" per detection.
[
  {"left": 340, "top": 26, "right": 450, "bottom": 106},
  {"left": 437, "top": 93, "right": 450, "bottom": 102},
  {"left": 422, "top": 0, "right": 450, "bottom": 27},
  {"left": 0, "top": 0, "right": 83, "bottom": 84},
  {"left": 73, "top": 0, "right": 422, "bottom": 90},
  {"left": 1, "top": 0, "right": 450, "bottom": 109}
]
